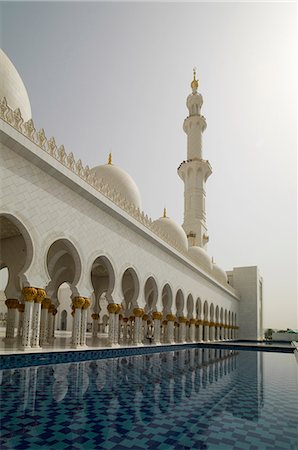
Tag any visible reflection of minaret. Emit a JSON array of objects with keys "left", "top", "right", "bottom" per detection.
[{"left": 178, "top": 69, "right": 212, "bottom": 249}]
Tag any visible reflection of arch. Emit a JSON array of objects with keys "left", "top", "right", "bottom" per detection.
[
  {"left": 144, "top": 276, "right": 158, "bottom": 313},
  {"left": 175, "top": 289, "right": 184, "bottom": 315},
  {"left": 46, "top": 238, "right": 82, "bottom": 298},
  {"left": 196, "top": 298, "right": 202, "bottom": 318},
  {"left": 186, "top": 294, "right": 194, "bottom": 318},
  {"left": 162, "top": 284, "right": 173, "bottom": 315},
  {"left": 121, "top": 267, "right": 140, "bottom": 314},
  {"left": 61, "top": 310, "right": 67, "bottom": 331},
  {"left": 0, "top": 214, "right": 34, "bottom": 297}
]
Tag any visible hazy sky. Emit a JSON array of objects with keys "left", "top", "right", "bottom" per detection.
[{"left": 1, "top": 2, "right": 297, "bottom": 329}]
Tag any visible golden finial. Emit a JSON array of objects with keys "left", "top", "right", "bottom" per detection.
[
  {"left": 163, "top": 207, "right": 167, "bottom": 218},
  {"left": 108, "top": 152, "right": 112, "bottom": 165},
  {"left": 191, "top": 67, "right": 199, "bottom": 92}
]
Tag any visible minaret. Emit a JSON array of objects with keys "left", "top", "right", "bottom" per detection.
[{"left": 178, "top": 69, "right": 212, "bottom": 249}]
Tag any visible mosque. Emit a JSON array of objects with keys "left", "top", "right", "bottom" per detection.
[{"left": 0, "top": 49, "right": 263, "bottom": 351}]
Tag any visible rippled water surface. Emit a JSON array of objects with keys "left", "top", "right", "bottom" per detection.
[{"left": 1, "top": 348, "right": 297, "bottom": 449}]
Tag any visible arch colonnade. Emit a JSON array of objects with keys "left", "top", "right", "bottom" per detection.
[{"left": 1, "top": 214, "right": 239, "bottom": 351}]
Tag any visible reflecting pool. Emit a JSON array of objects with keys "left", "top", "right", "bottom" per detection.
[{"left": 1, "top": 348, "right": 297, "bottom": 449}]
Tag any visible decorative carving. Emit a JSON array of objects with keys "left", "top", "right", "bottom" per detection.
[
  {"left": 57, "top": 145, "right": 66, "bottom": 164},
  {"left": 23, "top": 119, "right": 36, "bottom": 140},
  {"left": 36, "top": 128, "right": 47, "bottom": 148},
  {"left": 0, "top": 97, "right": 9, "bottom": 119},
  {"left": 48, "top": 137, "right": 57, "bottom": 157},
  {"left": 75, "top": 159, "right": 83, "bottom": 176},
  {"left": 66, "top": 152, "right": 75, "bottom": 170}
]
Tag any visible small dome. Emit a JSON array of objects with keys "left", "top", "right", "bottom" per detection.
[
  {"left": 212, "top": 263, "right": 228, "bottom": 285},
  {"left": 152, "top": 213, "right": 188, "bottom": 251},
  {"left": 0, "top": 49, "right": 31, "bottom": 122},
  {"left": 91, "top": 162, "right": 141, "bottom": 209},
  {"left": 188, "top": 246, "right": 212, "bottom": 273}
]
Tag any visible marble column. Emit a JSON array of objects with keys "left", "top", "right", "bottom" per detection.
[
  {"left": 17, "top": 303, "right": 25, "bottom": 338},
  {"left": 47, "top": 306, "right": 54, "bottom": 342},
  {"left": 51, "top": 308, "right": 57, "bottom": 339},
  {"left": 214, "top": 324, "right": 219, "bottom": 341},
  {"left": 133, "top": 308, "right": 144, "bottom": 345},
  {"left": 107, "top": 303, "right": 118, "bottom": 346},
  {"left": 5, "top": 299, "right": 19, "bottom": 339},
  {"left": 178, "top": 317, "right": 187, "bottom": 343},
  {"left": 166, "top": 314, "right": 176, "bottom": 343},
  {"left": 203, "top": 321, "right": 209, "bottom": 341},
  {"left": 71, "top": 296, "right": 85, "bottom": 348},
  {"left": 142, "top": 314, "right": 149, "bottom": 342},
  {"left": 31, "top": 288, "right": 46, "bottom": 348},
  {"left": 114, "top": 305, "right": 122, "bottom": 345},
  {"left": 40, "top": 298, "right": 51, "bottom": 346},
  {"left": 197, "top": 320, "right": 203, "bottom": 342},
  {"left": 21, "top": 287, "right": 37, "bottom": 350},
  {"left": 122, "top": 318, "right": 129, "bottom": 344},
  {"left": 80, "top": 298, "right": 91, "bottom": 347},
  {"left": 152, "top": 311, "right": 162, "bottom": 344},
  {"left": 189, "top": 319, "right": 196, "bottom": 342},
  {"left": 91, "top": 313, "right": 99, "bottom": 338},
  {"left": 209, "top": 322, "right": 215, "bottom": 341}
]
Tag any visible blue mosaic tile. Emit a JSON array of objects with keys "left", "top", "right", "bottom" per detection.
[{"left": 1, "top": 348, "right": 297, "bottom": 450}]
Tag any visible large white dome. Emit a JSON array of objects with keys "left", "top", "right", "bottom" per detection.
[
  {"left": 152, "top": 214, "right": 188, "bottom": 251},
  {"left": 212, "top": 263, "right": 228, "bottom": 285},
  {"left": 91, "top": 162, "right": 142, "bottom": 209},
  {"left": 0, "top": 49, "right": 32, "bottom": 122},
  {"left": 188, "top": 246, "right": 212, "bottom": 273}
]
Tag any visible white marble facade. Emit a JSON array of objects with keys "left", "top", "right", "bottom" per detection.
[{"left": 0, "top": 50, "right": 262, "bottom": 350}]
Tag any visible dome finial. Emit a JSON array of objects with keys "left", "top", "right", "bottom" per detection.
[
  {"left": 108, "top": 152, "right": 112, "bottom": 165},
  {"left": 163, "top": 207, "right": 167, "bottom": 218},
  {"left": 191, "top": 67, "right": 199, "bottom": 92}
]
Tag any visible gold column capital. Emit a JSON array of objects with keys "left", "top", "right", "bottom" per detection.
[
  {"left": 82, "top": 298, "right": 91, "bottom": 310},
  {"left": 22, "top": 287, "right": 37, "bottom": 302},
  {"left": 42, "top": 298, "right": 52, "bottom": 309},
  {"left": 5, "top": 299, "right": 19, "bottom": 309},
  {"left": 152, "top": 311, "right": 162, "bottom": 320},
  {"left": 35, "top": 288, "right": 46, "bottom": 303},
  {"left": 107, "top": 303, "right": 118, "bottom": 314},
  {"left": 72, "top": 296, "right": 86, "bottom": 309},
  {"left": 133, "top": 308, "right": 144, "bottom": 318}
]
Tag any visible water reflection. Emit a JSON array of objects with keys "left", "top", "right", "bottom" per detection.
[
  {"left": 1, "top": 348, "right": 275, "bottom": 449},
  {"left": 1, "top": 349, "right": 240, "bottom": 414}
]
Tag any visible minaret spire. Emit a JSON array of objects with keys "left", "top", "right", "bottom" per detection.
[{"left": 177, "top": 70, "right": 212, "bottom": 249}]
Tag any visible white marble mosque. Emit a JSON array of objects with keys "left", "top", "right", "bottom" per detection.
[{"left": 0, "top": 49, "right": 263, "bottom": 352}]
